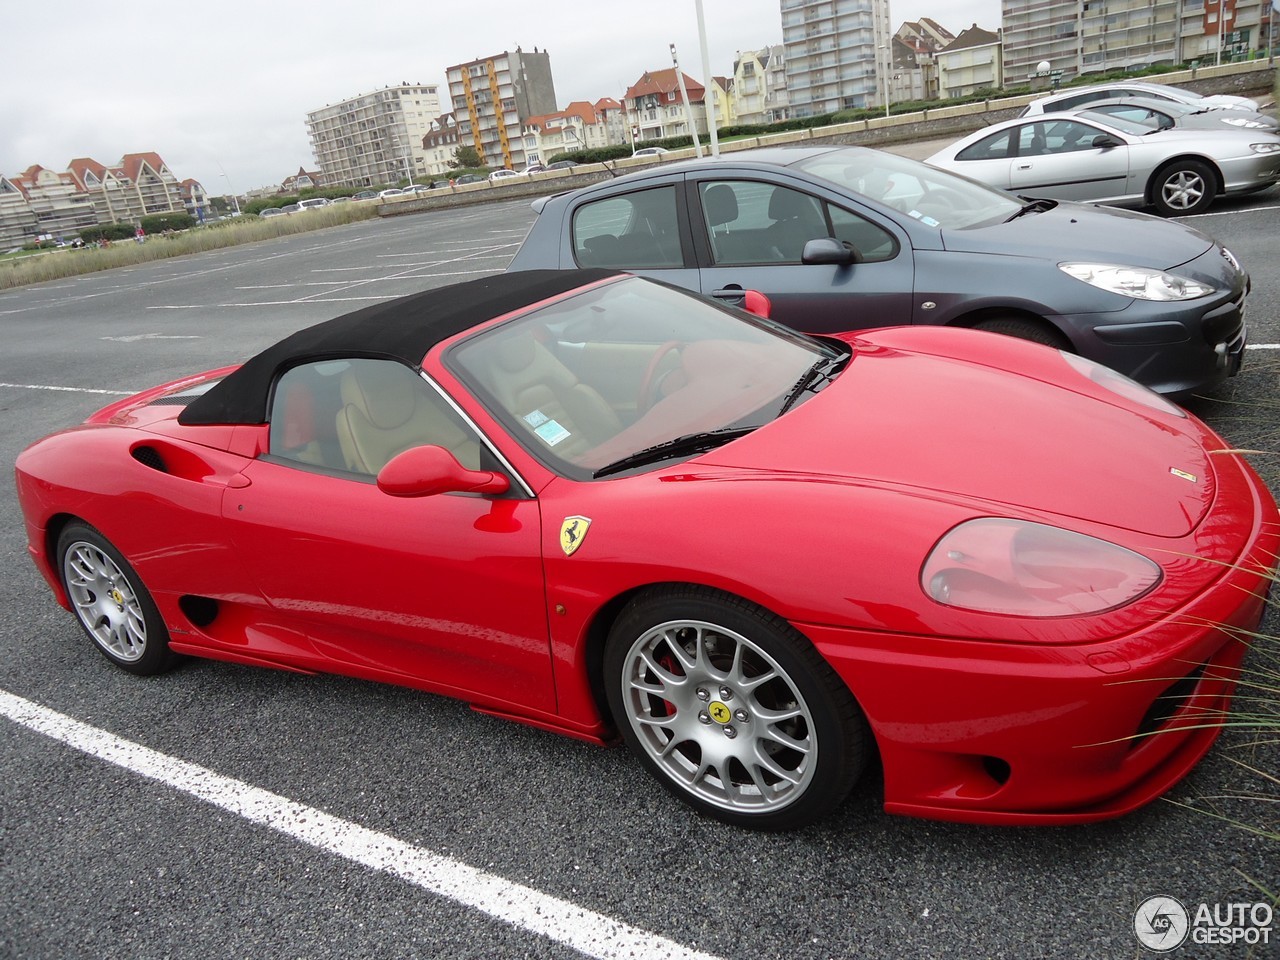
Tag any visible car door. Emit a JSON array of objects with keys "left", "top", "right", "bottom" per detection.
[
  {"left": 687, "top": 175, "right": 917, "bottom": 335},
  {"left": 221, "top": 358, "right": 554, "bottom": 710},
  {"left": 1008, "top": 119, "right": 1132, "bottom": 203}
]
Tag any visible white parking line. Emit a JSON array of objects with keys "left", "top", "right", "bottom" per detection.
[
  {"left": 0, "top": 382, "right": 133, "bottom": 395},
  {"left": 0, "top": 690, "right": 722, "bottom": 960}
]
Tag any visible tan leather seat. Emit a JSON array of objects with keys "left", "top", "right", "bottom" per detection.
[
  {"left": 484, "top": 331, "right": 622, "bottom": 459},
  {"left": 336, "top": 362, "right": 478, "bottom": 475}
]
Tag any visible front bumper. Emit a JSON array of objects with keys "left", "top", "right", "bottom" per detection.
[{"left": 802, "top": 460, "right": 1279, "bottom": 826}]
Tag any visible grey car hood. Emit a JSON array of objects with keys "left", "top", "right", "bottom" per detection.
[{"left": 939, "top": 201, "right": 1214, "bottom": 270}]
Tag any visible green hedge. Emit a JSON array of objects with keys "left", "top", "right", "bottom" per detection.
[
  {"left": 140, "top": 212, "right": 196, "bottom": 233},
  {"left": 79, "top": 223, "right": 138, "bottom": 243}
]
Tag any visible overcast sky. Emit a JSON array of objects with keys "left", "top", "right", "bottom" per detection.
[{"left": 0, "top": 1, "right": 999, "bottom": 194}]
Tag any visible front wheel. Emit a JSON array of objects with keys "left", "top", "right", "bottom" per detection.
[
  {"left": 973, "top": 316, "right": 1070, "bottom": 350},
  {"left": 604, "top": 586, "right": 869, "bottom": 830},
  {"left": 1150, "top": 160, "right": 1215, "bottom": 217},
  {"left": 57, "top": 523, "right": 176, "bottom": 675}
]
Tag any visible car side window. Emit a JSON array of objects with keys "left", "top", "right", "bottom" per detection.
[
  {"left": 1040, "top": 120, "right": 1108, "bottom": 154},
  {"left": 268, "top": 358, "right": 483, "bottom": 476},
  {"left": 828, "top": 206, "right": 896, "bottom": 262},
  {"left": 956, "top": 129, "right": 1014, "bottom": 161},
  {"left": 698, "top": 180, "right": 830, "bottom": 264},
  {"left": 571, "top": 186, "right": 683, "bottom": 269}
]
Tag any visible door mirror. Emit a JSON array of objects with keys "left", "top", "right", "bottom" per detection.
[
  {"left": 801, "top": 237, "right": 859, "bottom": 266},
  {"left": 377, "top": 445, "right": 510, "bottom": 498},
  {"left": 1091, "top": 134, "right": 1123, "bottom": 149}
]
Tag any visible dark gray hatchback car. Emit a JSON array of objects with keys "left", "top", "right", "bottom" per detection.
[{"left": 507, "top": 145, "right": 1249, "bottom": 396}]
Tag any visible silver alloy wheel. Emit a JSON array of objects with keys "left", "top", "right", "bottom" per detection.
[
  {"left": 619, "top": 619, "right": 817, "bottom": 813},
  {"left": 1160, "top": 170, "right": 1206, "bottom": 212},
  {"left": 63, "top": 540, "right": 147, "bottom": 662}
]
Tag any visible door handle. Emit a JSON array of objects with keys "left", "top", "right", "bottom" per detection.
[{"left": 710, "top": 286, "right": 744, "bottom": 300}]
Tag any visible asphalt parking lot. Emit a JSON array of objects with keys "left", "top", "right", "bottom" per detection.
[{"left": 1, "top": 193, "right": 1278, "bottom": 960}]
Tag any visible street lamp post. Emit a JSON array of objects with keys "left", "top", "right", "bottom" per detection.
[{"left": 670, "top": 43, "right": 704, "bottom": 158}]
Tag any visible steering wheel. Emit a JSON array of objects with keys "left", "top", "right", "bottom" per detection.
[{"left": 637, "top": 340, "right": 684, "bottom": 413}]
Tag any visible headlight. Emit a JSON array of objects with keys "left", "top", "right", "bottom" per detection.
[
  {"left": 922, "top": 518, "right": 1162, "bottom": 617},
  {"left": 1220, "top": 117, "right": 1269, "bottom": 128},
  {"left": 1059, "top": 352, "right": 1186, "bottom": 417},
  {"left": 1250, "top": 142, "right": 1280, "bottom": 154},
  {"left": 1059, "top": 262, "right": 1214, "bottom": 301}
]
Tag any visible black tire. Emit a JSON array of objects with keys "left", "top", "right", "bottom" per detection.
[
  {"left": 56, "top": 523, "right": 177, "bottom": 675},
  {"left": 973, "top": 316, "right": 1071, "bottom": 350},
  {"left": 603, "top": 585, "right": 869, "bottom": 830},
  {"left": 1150, "top": 159, "right": 1216, "bottom": 217}
]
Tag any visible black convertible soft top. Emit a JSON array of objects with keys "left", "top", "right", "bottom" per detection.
[{"left": 179, "top": 268, "right": 621, "bottom": 425}]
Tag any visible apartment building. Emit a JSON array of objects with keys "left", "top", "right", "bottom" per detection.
[
  {"left": 1003, "top": 0, "right": 1275, "bottom": 84},
  {"left": 307, "top": 83, "right": 442, "bottom": 187},
  {"left": 936, "top": 24, "right": 1005, "bottom": 98},
  {"left": 781, "top": 0, "right": 893, "bottom": 116},
  {"left": 623, "top": 69, "right": 711, "bottom": 141},
  {"left": 446, "top": 48, "right": 558, "bottom": 172},
  {"left": 732, "top": 45, "right": 794, "bottom": 124},
  {"left": 520, "top": 100, "right": 628, "bottom": 164},
  {"left": 422, "top": 114, "right": 462, "bottom": 176},
  {"left": 1, "top": 152, "right": 195, "bottom": 248},
  {"left": 891, "top": 18, "right": 956, "bottom": 101}
]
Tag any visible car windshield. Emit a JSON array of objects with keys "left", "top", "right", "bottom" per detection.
[
  {"left": 793, "top": 150, "right": 1021, "bottom": 228},
  {"left": 447, "top": 277, "right": 842, "bottom": 479}
]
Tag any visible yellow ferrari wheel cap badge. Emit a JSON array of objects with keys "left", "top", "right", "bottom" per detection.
[
  {"left": 560, "top": 516, "right": 592, "bottom": 557},
  {"left": 708, "top": 701, "right": 732, "bottom": 725}
]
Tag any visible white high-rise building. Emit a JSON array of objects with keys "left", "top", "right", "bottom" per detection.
[
  {"left": 781, "top": 0, "right": 893, "bottom": 116},
  {"left": 307, "top": 83, "right": 441, "bottom": 188}
]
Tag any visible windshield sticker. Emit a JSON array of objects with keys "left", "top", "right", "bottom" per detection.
[
  {"left": 534, "top": 418, "right": 571, "bottom": 446},
  {"left": 523, "top": 410, "right": 550, "bottom": 428},
  {"left": 907, "top": 210, "right": 941, "bottom": 226}
]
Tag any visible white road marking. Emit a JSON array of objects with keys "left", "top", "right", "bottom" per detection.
[
  {"left": 1246, "top": 344, "right": 1280, "bottom": 350},
  {"left": 1180, "top": 203, "right": 1280, "bottom": 219},
  {"left": 0, "top": 382, "right": 132, "bottom": 395},
  {"left": 100, "top": 334, "right": 202, "bottom": 342},
  {"left": 0, "top": 689, "right": 722, "bottom": 960}
]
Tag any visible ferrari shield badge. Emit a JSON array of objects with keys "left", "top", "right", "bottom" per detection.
[{"left": 560, "top": 516, "right": 592, "bottom": 557}]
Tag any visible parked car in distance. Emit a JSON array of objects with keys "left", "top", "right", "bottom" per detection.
[
  {"left": 926, "top": 110, "right": 1280, "bottom": 217},
  {"left": 329, "top": 196, "right": 352, "bottom": 204},
  {"left": 378, "top": 188, "right": 405, "bottom": 199},
  {"left": 258, "top": 207, "right": 285, "bottom": 218},
  {"left": 430, "top": 180, "right": 453, "bottom": 189},
  {"left": 296, "top": 197, "right": 331, "bottom": 211},
  {"left": 489, "top": 168, "right": 523, "bottom": 183},
  {"left": 509, "top": 144, "right": 1250, "bottom": 396},
  {"left": 454, "top": 174, "right": 486, "bottom": 185},
  {"left": 17, "top": 269, "right": 1278, "bottom": 830},
  {"left": 353, "top": 190, "right": 379, "bottom": 201},
  {"left": 1020, "top": 81, "right": 1260, "bottom": 117},
  {"left": 545, "top": 160, "right": 580, "bottom": 171},
  {"left": 280, "top": 203, "right": 302, "bottom": 214},
  {"left": 1074, "top": 97, "right": 1279, "bottom": 133},
  {"left": 632, "top": 146, "right": 670, "bottom": 157},
  {"left": 522, "top": 163, "right": 546, "bottom": 175}
]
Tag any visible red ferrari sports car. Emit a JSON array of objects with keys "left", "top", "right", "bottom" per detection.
[{"left": 15, "top": 269, "right": 1278, "bottom": 830}]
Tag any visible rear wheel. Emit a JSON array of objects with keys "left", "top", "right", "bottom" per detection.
[
  {"left": 57, "top": 523, "right": 176, "bottom": 675},
  {"left": 604, "top": 586, "right": 869, "bottom": 830},
  {"left": 1150, "top": 160, "right": 1215, "bottom": 217},
  {"left": 973, "top": 316, "right": 1071, "bottom": 350}
]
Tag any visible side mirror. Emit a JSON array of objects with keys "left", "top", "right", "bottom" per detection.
[
  {"left": 1091, "top": 134, "right": 1123, "bottom": 149},
  {"left": 377, "top": 445, "right": 510, "bottom": 498},
  {"left": 741, "top": 290, "right": 772, "bottom": 319},
  {"left": 801, "top": 237, "right": 859, "bottom": 267}
]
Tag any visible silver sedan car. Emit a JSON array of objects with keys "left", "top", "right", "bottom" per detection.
[
  {"left": 1081, "top": 97, "right": 1278, "bottom": 133},
  {"left": 926, "top": 111, "right": 1280, "bottom": 216},
  {"left": 1019, "top": 81, "right": 1260, "bottom": 116}
]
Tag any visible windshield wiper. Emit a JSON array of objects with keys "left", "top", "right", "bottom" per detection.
[
  {"left": 778, "top": 354, "right": 846, "bottom": 415},
  {"left": 1005, "top": 197, "right": 1056, "bottom": 221},
  {"left": 592, "top": 427, "right": 757, "bottom": 479}
]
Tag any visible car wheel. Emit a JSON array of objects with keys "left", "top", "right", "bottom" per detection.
[
  {"left": 604, "top": 586, "right": 869, "bottom": 829},
  {"left": 1150, "top": 160, "right": 1215, "bottom": 217},
  {"left": 57, "top": 523, "right": 175, "bottom": 675},
  {"left": 973, "top": 316, "right": 1070, "bottom": 350}
]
